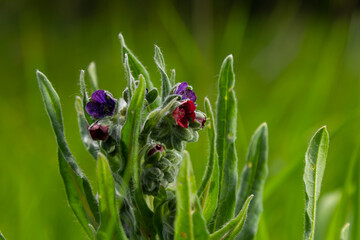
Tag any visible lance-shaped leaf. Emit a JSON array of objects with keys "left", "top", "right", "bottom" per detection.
[
  {"left": 174, "top": 151, "right": 210, "bottom": 240},
  {"left": 87, "top": 61, "right": 99, "bottom": 92},
  {"left": 37, "top": 71, "right": 99, "bottom": 237},
  {"left": 235, "top": 123, "right": 268, "bottom": 240},
  {"left": 170, "top": 69, "right": 176, "bottom": 86},
  {"left": 118, "top": 33, "right": 160, "bottom": 108},
  {"left": 303, "top": 126, "right": 329, "bottom": 240},
  {"left": 96, "top": 153, "right": 127, "bottom": 240},
  {"left": 120, "top": 75, "right": 146, "bottom": 196},
  {"left": 197, "top": 97, "right": 219, "bottom": 224},
  {"left": 214, "top": 55, "right": 238, "bottom": 229},
  {"left": 340, "top": 223, "right": 350, "bottom": 240},
  {"left": 75, "top": 97, "right": 99, "bottom": 159},
  {"left": 124, "top": 54, "right": 136, "bottom": 100},
  {"left": 154, "top": 45, "right": 171, "bottom": 101},
  {"left": 0, "top": 231, "right": 5, "bottom": 240},
  {"left": 79, "top": 70, "right": 93, "bottom": 124},
  {"left": 210, "top": 194, "right": 253, "bottom": 240}
]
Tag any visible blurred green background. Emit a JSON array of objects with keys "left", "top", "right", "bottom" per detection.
[{"left": 1, "top": 0, "right": 360, "bottom": 239}]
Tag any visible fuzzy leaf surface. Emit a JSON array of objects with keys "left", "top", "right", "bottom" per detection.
[
  {"left": 87, "top": 61, "right": 99, "bottom": 92},
  {"left": 235, "top": 123, "right": 268, "bottom": 240},
  {"left": 37, "top": 71, "right": 99, "bottom": 237},
  {"left": 174, "top": 151, "right": 210, "bottom": 240},
  {"left": 214, "top": 55, "right": 238, "bottom": 229},
  {"left": 197, "top": 97, "right": 219, "bottom": 224},
  {"left": 96, "top": 153, "right": 127, "bottom": 240},
  {"left": 340, "top": 223, "right": 350, "bottom": 240},
  {"left": 154, "top": 45, "right": 171, "bottom": 101},
  {"left": 303, "top": 126, "right": 329, "bottom": 240},
  {"left": 210, "top": 194, "right": 253, "bottom": 240}
]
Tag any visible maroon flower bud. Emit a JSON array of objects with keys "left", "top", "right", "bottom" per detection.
[
  {"left": 195, "top": 116, "right": 206, "bottom": 128},
  {"left": 89, "top": 123, "right": 109, "bottom": 141},
  {"left": 172, "top": 100, "right": 196, "bottom": 128},
  {"left": 148, "top": 144, "right": 165, "bottom": 156}
]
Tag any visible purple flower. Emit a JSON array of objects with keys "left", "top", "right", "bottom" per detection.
[
  {"left": 86, "top": 90, "right": 116, "bottom": 118},
  {"left": 174, "top": 82, "right": 197, "bottom": 103}
]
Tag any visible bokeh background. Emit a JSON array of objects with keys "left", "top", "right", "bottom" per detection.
[{"left": 1, "top": 0, "right": 360, "bottom": 239}]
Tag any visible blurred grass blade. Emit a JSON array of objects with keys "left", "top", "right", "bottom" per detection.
[
  {"left": 210, "top": 194, "right": 253, "bottom": 240},
  {"left": 96, "top": 153, "right": 127, "bottom": 240},
  {"left": 120, "top": 75, "right": 146, "bottom": 201},
  {"left": 154, "top": 45, "right": 171, "bottom": 101},
  {"left": 79, "top": 70, "right": 93, "bottom": 124},
  {"left": 303, "top": 126, "right": 329, "bottom": 240},
  {"left": 75, "top": 96, "right": 99, "bottom": 159},
  {"left": 214, "top": 55, "right": 238, "bottom": 229},
  {"left": 340, "top": 223, "right": 350, "bottom": 240},
  {"left": 118, "top": 33, "right": 160, "bottom": 107},
  {"left": 197, "top": 97, "right": 219, "bottom": 224},
  {"left": 87, "top": 61, "right": 99, "bottom": 92},
  {"left": 37, "top": 71, "right": 100, "bottom": 237},
  {"left": 170, "top": 69, "right": 176, "bottom": 86},
  {"left": 0, "top": 231, "right": 5, "bottom": 240},
  {"left": 235, "top": 123, "right": 268, "bottom": 239},
  {"left": 58, "top": 150, "right": 98, "bottom": 239},
  {"left": 174, "top": 151, "right": 210, "bottom": 240}
]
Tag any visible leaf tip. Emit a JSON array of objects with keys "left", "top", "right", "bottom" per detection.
[{"left": 118, "top": 33, "right": 125, "bottom": 43}]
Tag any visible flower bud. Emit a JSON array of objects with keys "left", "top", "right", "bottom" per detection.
[
  {"left": 145, "top": 144, "right": 165, "bottom": 164},
  {"left": 88, "top": 123, "right": 109, "bottom": 141},
  {"left": 189, "top": 111, "right": 206, "bottom": 130},
  {"left": 141, "top": 167, "right": 164, "bottom": 196}
]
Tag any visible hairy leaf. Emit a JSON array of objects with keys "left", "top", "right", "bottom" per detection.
[
  {"left": 118, "top": 33, "right": 160, "bottom": 108},
  {"left": 197, "top": 97, "right": 219, "bottom": 224},
  {"left": 210, "top": 195, "right": 253, "bottom": 240},
  {"left": 37, "top": 71, "right": 99, "bottom": 237},
  {"left": 0, "top": 231, "right": 5, "bottom": 240},
  {"left": 174, "top": 151, "right": 210, "bottom": 240},
  {"left": 214, "top": 55, "right": 238, "bottom": 229},
  {"left": 96, "top": 153, "right": 127, "bottom": 240},
  {"left": 235, "top": 123, "right": 268, "bottom": 239},
  {"left": 303, "top": 126, "right": 329, "bottom": 240},
  {"left": 75, "top": 97, "right": 99, "bottom": 159},
  {"left": 154, "top": 45, "right": 171, "bottom": 101}
]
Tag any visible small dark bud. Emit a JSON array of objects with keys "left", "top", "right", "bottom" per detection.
[
  {"left": 89, "top": 123, "right": 109, "bottom": 141},
  {"left": 189, "top": 111, "right": 206, "bottom": 130},
  {"left": 148, "top": 144, "right": 165, "bottom": 156},
  {"left": 145, "top": 144, "right": 165, "bottom": 164}
]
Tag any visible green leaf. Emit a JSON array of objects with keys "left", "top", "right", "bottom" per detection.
[
  {"left": 170, "top": 69, "right": 176, "bottom": 86},
  {"left": 0, "top": 231, "right": 5, "bottom": 240},
  {"left": 141, "top": 96, "right": 180, "bottom": 139},
  {"left": 197, "top": 97, "right": 219, "bottom": 224},
  {"left": 118, "top": 33, "right": 160, "bottom": 108},
  {"left": 174, "top": 151, "right": 210, "bottom": 240},
  {"left": 58, "top": 150, "right": 98, "bottom": 239},
  {"left": 340, "top": 223, "right": 350, "bottom": 240},
  {"left": 214, "top": 55, "right": 238, "bottom": 229},
  {"left": 235, "top": 123, "right": 268, "bottom": 240},
  {"left": 124, "top": 54, "right": 136, "bottom": 101},
  {"left": 87, "top": 61, "right": 99, "bottom": 92},
  {"left": 210, "top": 194, "right": 254, "bottom": 240},
  {"left": 75, "top": 96, "right": 99, "bottom": 159},
  {"left": 120, "top": 74, "right": 146, "bottom": 188},
  {"left": 79, "top": 70, "right": 93, "bottom": 124},
  {"left": 37, "top": 71, "right": 99, "bottom": 237},
  {"left": 96, "top": 153, "right": 128, "bottom": 240},
  {"left": 303, "top": 126, "right": 329, "bottom": 240},
  {"left": 154, "top": 45, "right": 171, "bottom": 101}
]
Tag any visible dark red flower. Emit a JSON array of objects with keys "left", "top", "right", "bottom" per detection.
[
  {"left": 148, "top": 144, "right": 165, "bottom": 156},
  {"left": 172, "top": 100, "right": 196, "bottom": 128},
  {"left": 89, "top": 123, "right": 109, "bottom": 140}
]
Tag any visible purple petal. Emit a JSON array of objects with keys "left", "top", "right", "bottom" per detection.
[
  {"left": 86, "top": 101, "right": 107, "bottom": 118},
  {"left": 91, "top": 90, "right": 107, "bottom": 104},
  {"left": 174, "top": 82, "right": 188, "bottom": 94},
  {"left": 184, "top": 89, "right": 197, "bottom": 102}
]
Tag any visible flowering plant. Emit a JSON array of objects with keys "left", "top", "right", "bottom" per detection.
[{"left": 0, "top": 34, "right": 340, "bottom": 240}]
